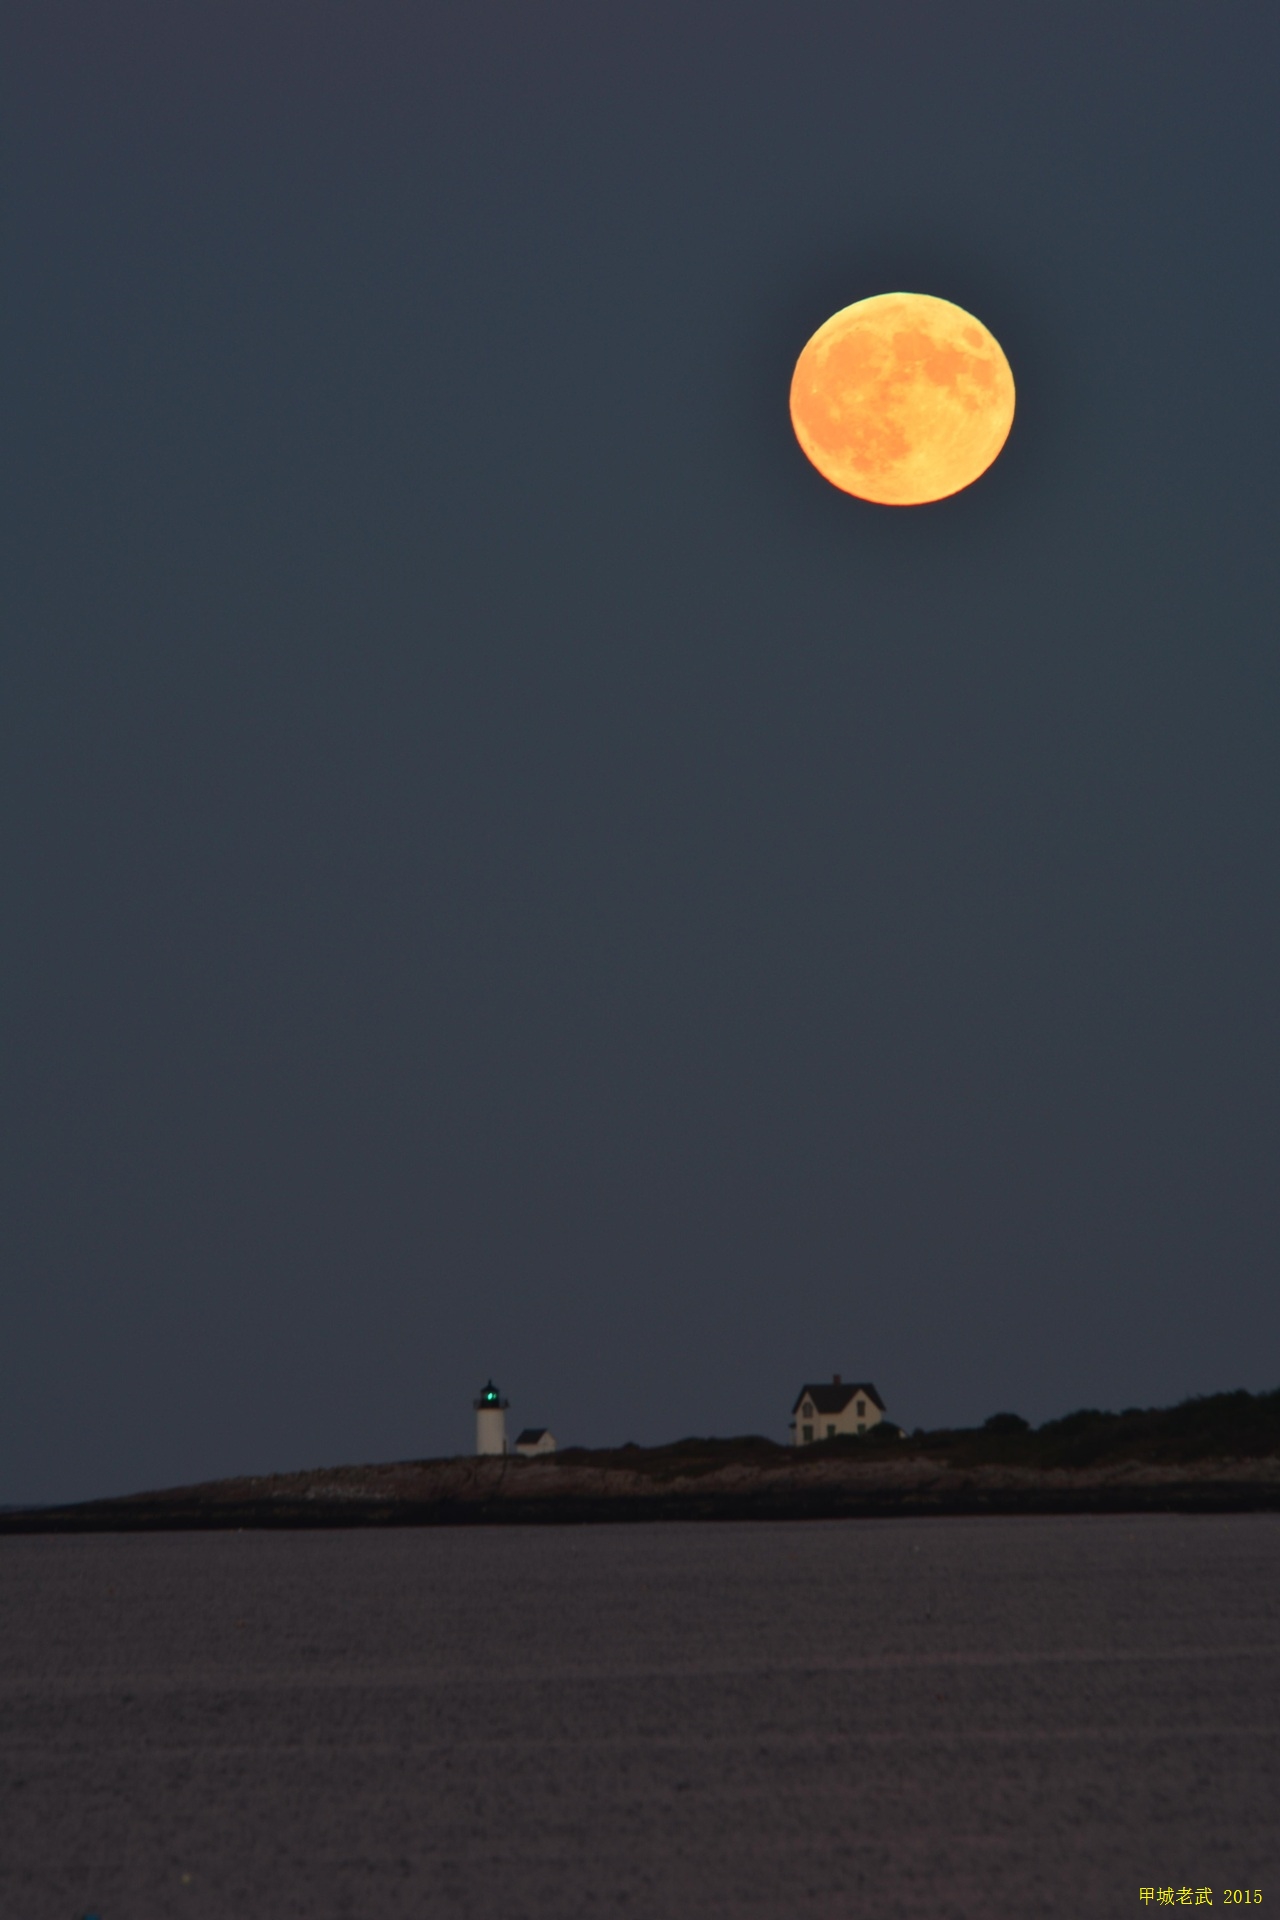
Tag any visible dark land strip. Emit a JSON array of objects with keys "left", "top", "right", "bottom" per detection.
[{"left": 5, "top": 1389, "right": 1279, "bottom": 1531}]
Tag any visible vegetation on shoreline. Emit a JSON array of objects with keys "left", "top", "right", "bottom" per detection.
[{"left": 554, "top": 1387, "right": 1280, "bottom": 1478}]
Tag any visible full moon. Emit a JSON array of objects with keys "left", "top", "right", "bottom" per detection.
[{"left": 789, "top": 292, "right": 1015, "bottom": 506}]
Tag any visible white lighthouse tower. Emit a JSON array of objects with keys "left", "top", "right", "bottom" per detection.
[{"left": 474, "top": 1379, "right": 509, "bottom": 1456}]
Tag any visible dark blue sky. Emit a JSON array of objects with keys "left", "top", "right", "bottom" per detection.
[{"left": 5, "top": 3, "right": 1279, "bottom": 1503}]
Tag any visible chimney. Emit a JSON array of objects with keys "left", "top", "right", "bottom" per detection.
[{"left": 833, "top": 1373, "right": 841, "bottom": 1386}]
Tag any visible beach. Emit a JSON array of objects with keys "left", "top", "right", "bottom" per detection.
[{"left": 2, "top": 1513, "right": 1276, "bottom": 1917}]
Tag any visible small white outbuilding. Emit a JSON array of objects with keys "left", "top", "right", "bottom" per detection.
[{"left": 514, "top": 1428, "right": 556, "bottom": 1457}]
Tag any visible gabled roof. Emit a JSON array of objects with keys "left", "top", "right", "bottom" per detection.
[
  {"left": 515, "top": 1428, "right": 549, "bottom": 1444},
  {"left": 792, "top": 1381, "right": 885, "bottom": 1416}
]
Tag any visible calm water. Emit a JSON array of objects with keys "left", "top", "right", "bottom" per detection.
[{"left": 1, "top": 1515, "right": 1277, "bottom": 1918}]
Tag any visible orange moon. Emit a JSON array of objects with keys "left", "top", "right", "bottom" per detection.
[{"left": 789, "top": 292, "right": 1015, "bottom": 505}]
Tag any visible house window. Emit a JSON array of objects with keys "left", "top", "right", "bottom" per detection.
[
  {"left": 856, "top": 1399, "right": 866, "bottom": 1416},
  {"left": 857, "top": 1422, "right": 866, "bottom": 1433},
  {"left": 826, "top": 1424, "right": 835, "bottom": 1438},
  {"left": 803, "top": 1402, "right": 813, "bottom": 1418},
  {"left": 802, "top": 1424, "right": 813, "bottom": 1443}
]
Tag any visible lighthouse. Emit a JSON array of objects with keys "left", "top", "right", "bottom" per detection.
[{"left": 473, "top": 1379, "right": 509, "bottom": 1456}]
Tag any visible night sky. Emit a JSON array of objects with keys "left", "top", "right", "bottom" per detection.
[{"left": 6, "top": 4, "right": 1280, "bottom": 1505}]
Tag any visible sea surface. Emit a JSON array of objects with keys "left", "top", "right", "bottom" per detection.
[{"left": 1, "top": 1514, "right": 1277, "bottom": 1919}]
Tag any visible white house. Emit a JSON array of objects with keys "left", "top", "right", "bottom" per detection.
[
  {"left": 789, "top": 1376, "right": 886, "bottom": 1446},
  {"left": 474, "top": 1380, "right": 509, "bottom": 1456},
  {"left": 514, "top": 1427, "right": 556, "bottom": 1456}
]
